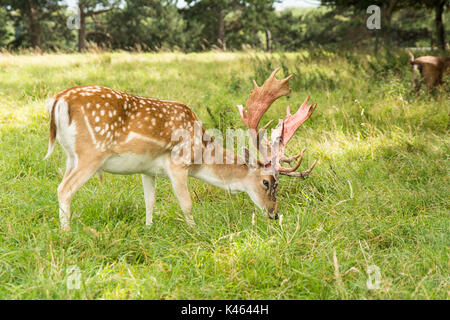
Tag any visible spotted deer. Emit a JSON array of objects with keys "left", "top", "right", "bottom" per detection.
[{"left": 45, "top": 68, "right": 317, "bottom": 231}]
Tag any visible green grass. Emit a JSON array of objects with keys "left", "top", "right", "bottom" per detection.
[{"left": 0, "top": 50, "right": 448, "bottom": 299}]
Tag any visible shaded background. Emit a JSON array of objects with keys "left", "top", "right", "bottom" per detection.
[{"left": 0, "top": 0, "right": 448, "bottom": 53}]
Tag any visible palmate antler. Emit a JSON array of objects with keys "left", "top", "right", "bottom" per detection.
[
  {"left": 237, "top": 68, "right": 292, "bottom": 158},
  {"left": 236, "top": 68, "right": 317, "bottom": 178}
]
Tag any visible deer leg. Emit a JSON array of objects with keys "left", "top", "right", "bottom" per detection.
[
  {"left": 62, "top": 157, "right": 74, "bottom": 181},
  {"left": 57, "top": 157, "right": 104, "bottom": 231},
  {"left": 167, "top": 168, "right": 194, "bottom": 226},
  {"left": 142, "top": 174, "right": 156, "bottom": 226},
  {"left": 97, "top": 170, "right": 104, "bottom": 185},
  {"left": 412, "top": 64, "right": 420, "bottom": 92},
  {"left": 62, "top": 148, "right": 79, "bottom": 181}
]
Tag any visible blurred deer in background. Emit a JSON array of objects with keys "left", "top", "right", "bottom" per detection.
[
  {"left": 45, "top": 69, "right": 317, "bottom": 231},
  {"left": 408, "top": 51, "right": 450, "bottom": 91}
]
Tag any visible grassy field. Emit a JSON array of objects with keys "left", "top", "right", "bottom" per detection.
[{"left": 0, "top": 50, "right": 448, "bottom": 299}]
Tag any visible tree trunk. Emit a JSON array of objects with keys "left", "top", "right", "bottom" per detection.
[
  {"left": 78, "top": 4, "right": 86, "bottom": 52},
  {"left": 383, "top": 11, "right": 392, "bottom": 48},
  {"left": 265, "top": 29, "right": 271, "bottom": 52},
  {"left": 374, "top": 30, "right": 379, "bottom": 54},
  {"left": 435, "top": 0, "right": 445, "bottom": 51},
  {"left": 382, "top": 0, "right": 398, "bottom": 49},
  {"left": 217, "top": 8, "right": 225, "bottom": 50},
  {"left": 26, "top": 0, "right": 40, "bottom": 48}
]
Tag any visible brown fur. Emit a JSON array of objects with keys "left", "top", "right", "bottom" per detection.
[{"left": 408, "top": 51, "right": 450, "bottom": 91}]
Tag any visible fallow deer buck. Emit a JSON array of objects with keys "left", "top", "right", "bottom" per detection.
[{"left": 45, "top": 68, "right": 317, "bottom": 231}]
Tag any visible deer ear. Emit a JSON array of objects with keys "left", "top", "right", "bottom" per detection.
[
  {"left": 243, "top": 147, "right": 251, "bottom": 165},
  {"left": 243, "top": 147, "right": 259, "bottom": 168}
]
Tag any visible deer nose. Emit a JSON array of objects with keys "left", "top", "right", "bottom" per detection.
[
  {"left": 268, "top": 209, "right": 278, "bottom": 220},
  {"left": 269, "top": 212, "right": 279, "bottom": 220},
  {"left": 267, "top": 202, "right": 278, "bottom": 219}
]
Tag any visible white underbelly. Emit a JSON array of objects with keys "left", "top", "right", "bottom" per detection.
[{"left": 101, "top": 153, "right": 169, "bottom": 176}]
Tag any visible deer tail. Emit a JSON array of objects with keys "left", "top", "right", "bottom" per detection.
[
  {"left": 44, "top": 98, "right": 58, "bottom": 160},
  {"left": 408, "top": 50, "right": 415, "bottom": 64}
]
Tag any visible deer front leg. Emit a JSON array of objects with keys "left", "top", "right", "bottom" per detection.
[
  {"left": 167, "top": 167, "right": 194, "bottom": 226},
  {"left": 142, "top": 174, "right": 156, "bottom": 226}
]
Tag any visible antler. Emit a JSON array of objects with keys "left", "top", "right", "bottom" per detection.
[
  {"left": 237, "top": 68, "right": 292, "bottom": 162},
  {"left": 271, "top": 96, "right": 317, "bottom": 177},
  {"left": 238, "top": 68, "right": 292, "bottom": 131},
  {"left": 236, "top": 68, "right": 317, "bottom": 178},
  {"left": 282, "top": 96, "right": 316, "bottom": 146}
]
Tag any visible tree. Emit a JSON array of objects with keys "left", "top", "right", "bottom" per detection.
[
  {"left": 0, "top": 7, "right": 13, "bottom": 46},
  {"left": 1, "top": 0, "right": 51, "bottom": 48},
  {"left": 0, "top": 0, "right": 72, "bottom": 49},
  {"left": 422, "top": 0, "right": 448, "bottom": 51},
  {"left": 76, "top": 0, "right": 118, "bottom": 51},
  {"left": 183, "top": 0, "right": 236, "bottom": 50},
  {"left": 104, "top": 0, "right": 188, "bottom": 51},
  {"left": 238, "top": 0, "right": 278, "bottom": 50},
  {"left": 322, "top": 0, "right": 412, "bottom": 48},
  {"left": 182, "top": 0, "right": 278, "bottom": 50}
]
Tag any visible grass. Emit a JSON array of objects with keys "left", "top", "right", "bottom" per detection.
[{"left": 0, "top": 50, "right": 448, "bottom": 299}]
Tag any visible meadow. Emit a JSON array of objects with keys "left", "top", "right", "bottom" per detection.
[{"left": 0, "top": 50, "right": 448, "bottom": 299}]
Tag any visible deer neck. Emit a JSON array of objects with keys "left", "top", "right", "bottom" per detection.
[{"left": 188, "top": 146, "right": 252, "bottom": 193}]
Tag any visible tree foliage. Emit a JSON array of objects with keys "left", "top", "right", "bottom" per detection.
[
  {"left": 105, "top": 0, "right": 188, "bottom": 50},
  {"left": 0, "top": 0, "right": 73, "bottom": 49},
  {"left": 0, "top": 0, "right": 447, "bottom": 52}
]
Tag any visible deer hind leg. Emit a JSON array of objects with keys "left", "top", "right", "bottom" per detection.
[
  {"left": 167, "top": 167, "right": 194, "bottom": 226},
  {"left": 57, "top": 156, "right": 104, "bottom": 231},
  {"left": 142, "top": 174, "right": 156, "bottom": 226},
  {"left": 62, "top": 151, "right": 77, "bottom": 181},
  {"left": 412, "top": 64, "right": 421, "bottom": 91},
  {"left": 421, "top": 64, "right": 439, "bottom": 90}
]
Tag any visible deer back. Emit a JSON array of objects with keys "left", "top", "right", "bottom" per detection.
[{"left": 52, "top": 86, "right": 201, "bottom": 157}]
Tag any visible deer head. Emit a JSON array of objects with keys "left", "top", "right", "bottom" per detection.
[{"left": 236, "top": 68, "right": 317, "bottom": 218}]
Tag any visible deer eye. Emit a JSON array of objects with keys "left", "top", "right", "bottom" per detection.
[{"left": 262, "top": 179, "right": 270, "bottom": 189}]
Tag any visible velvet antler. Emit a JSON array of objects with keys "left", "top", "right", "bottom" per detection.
[
  {"left": 236, "top": 68, "right": 317, "bottom": 178},
  {"left": 273, "top": 95, "right": 317, "bottom": 176},
  {"left": 237, "top": 68, "right": 292, "bottom": 131},
  {"left": 236, "top": 68, "right": 292, "bottom": 162}
]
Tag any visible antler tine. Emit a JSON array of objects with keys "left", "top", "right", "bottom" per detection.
[
  {"left": 251, "top": 119, "right": 273, "bottom": 163},
  {"left": 259, "top": 119, "right": 274, "bottom": 133},
  {"left": 271, "top": 94, "right": 317, "bottom": 177},
  {"left": 280, "top": 148, "right": 302, "bottom": 164},
  {"left": 244, "top": 67, "right": 293, "bottom": 131},
  {"left": 279, "top": 159, "right": 318, "bottom": 178},
  {"left": 282, "top": 96, "right": 316, "bottom": 146},
  {"left": 278, "top": 148, "right": 306, "bottom": 173},
  {"left": 256, "top": 119, "right": 273, "bottom": 145}
]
